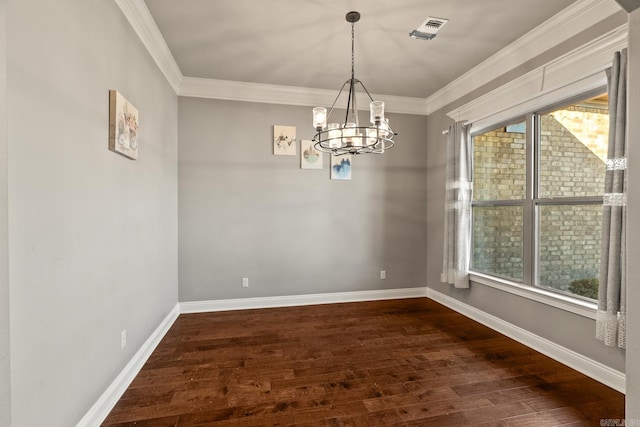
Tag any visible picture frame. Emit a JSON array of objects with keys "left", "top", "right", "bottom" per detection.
[
  {"left": 301, "top": 139, "right": 323, "bottom": 169},
  {"left": 109, "top": 90, "right": 139, "bottom": 160},
  {"left": 331, "top": 154, "right": 352, "bottom": 180},
  {"left": 273, "top": 125, "right": 296, "bottom": 156}
]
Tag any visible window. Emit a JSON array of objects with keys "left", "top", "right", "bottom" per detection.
[{"left": 471, "top": 93, "right": 608, "bottom": 301}]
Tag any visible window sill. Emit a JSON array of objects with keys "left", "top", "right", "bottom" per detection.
[{"left": 469, "top": 271, "right": 597, "bottom": 320}]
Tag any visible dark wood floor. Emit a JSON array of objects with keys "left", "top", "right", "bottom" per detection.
[{"left": 101, "top": 298, "right": 624, "bottom": 426}]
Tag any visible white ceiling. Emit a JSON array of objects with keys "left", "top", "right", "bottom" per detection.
[{"left": 144, "top": 0, "right": 578, "bottom": 99}]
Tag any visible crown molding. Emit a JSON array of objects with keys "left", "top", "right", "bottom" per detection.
[
  {"left": 115, "top": 0, "right": 622, "bottom": 117},
  {"left": 426, "top": 0, "right": 624, "bottom": 115},
  {"left": 114, "top": 0, "right": 183, "bottom": 93},
  {"left": 179, "top": 77, "right": 429, "bottom": 115},
  {"left": 179, "top": 77, "right": 346, "bottom": 108},
  {"left": 448, "top": 24, "right": 628, "bottom": 131},
  {"left": 112, "top": 0, "right": 427, "bottom": 114}
]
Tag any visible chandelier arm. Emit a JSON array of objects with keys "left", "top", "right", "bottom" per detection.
[
  {"left": 345, "top": 78, "right": 355, "bottom": 126},
  {"left": 355, "top": 79, "right": 376, "bottom": 103},
  {"left": 325, "top": 80, "right": 351, "bottom": 122},
  {"left": 352, "top": 79, "right": 360, "bottom": 127}
]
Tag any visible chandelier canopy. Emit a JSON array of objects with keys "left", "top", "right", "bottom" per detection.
[{"left": 312, "top": 11, "right": 396, "bottom": 156}]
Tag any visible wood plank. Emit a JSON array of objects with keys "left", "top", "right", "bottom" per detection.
[{"left": 101, "top": 298, "right": 624, "bottom": 426}]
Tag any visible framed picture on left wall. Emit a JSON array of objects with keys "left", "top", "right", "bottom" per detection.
[{"left": 109, "top": 90, "right": 139, "bottom": 160}]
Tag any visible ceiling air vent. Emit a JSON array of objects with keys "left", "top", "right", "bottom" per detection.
[{"left": 409, "top": 17, "right": 449, "bottom": 41}]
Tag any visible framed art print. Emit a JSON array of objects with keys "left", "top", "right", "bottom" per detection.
[
  {"left": 301, "top": 140, "right": 323, "bottom": 169},
  {"left": 331, "top": 154, "right": 352, "bottom": 180},
  {"left": 273, "top": 125, "right": 296, "bottom": 156},
  {"left": 109, "top": 90, "right": 139, "bottom": 160}
]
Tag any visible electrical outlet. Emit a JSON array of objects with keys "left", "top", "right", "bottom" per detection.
[
  {"left": 121, "top": 330, "right": 127, "bottom": 350},
  {"left": 380, "top": 270, "right": 386, "bottom": 280},
  {"left": 242, "top": 277, "right": 249, "bottom": 288}
]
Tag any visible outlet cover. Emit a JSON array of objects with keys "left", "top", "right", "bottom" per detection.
[{"left": 242, "top": 278, "right": 249, "bottom": 288}]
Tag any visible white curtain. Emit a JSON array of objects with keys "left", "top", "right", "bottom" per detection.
[
  {"left": 596, "top": 49, "right": 627, "bottom": 348},
  {"left": 442, "top": 122, "right": 473, "bottom": 289}
]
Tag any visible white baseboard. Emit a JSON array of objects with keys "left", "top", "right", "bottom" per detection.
[
  {"left": 79, "top": 286, "right": 622, "bottom": 427},
  {"left": 76, "top": 303, "right": 180, "bottom": 427},
  {"left": 426, "top": 288, "right": 626, "bottom": 394},
  {"left": 180, "top": 287, "right": 428, "bottom": 314},
  {"left": 77, "top": 288, "right": 426, "bottom": 425}
]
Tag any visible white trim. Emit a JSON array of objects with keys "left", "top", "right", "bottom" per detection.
[
  {"left": 470, "top": 72, "right": 608, "bottom": 133},
  {"left": 114, "top": 0, "right": 622, "bottom": 116},
  {"left": 114, "top": 0, "right": 183, "bottom": 93},
  {"left": 75, "top": 303, "right": 180, "bottom": 427},
  {"left": 179, "top": 287, "right": 428, "bottom": 314},
  {"left": 470, "top": 272, "right": 597, "bottom": 320},
  {"left": 75, "top": 288, "right": 425, "bottom": 425},
  {"left": 112, "top": 0, "right": 428, "bottom": 114},
  {"left": 179, "top": 77, "right": 429, "bottom": 115},
  {"left": 426, "top": 0, "right": 624, "bottom": 115},
  {"left": 426, "top": 288, "right": 625, "bottom": 394},
  {"left": 448, "top": 24, "right": 628, "bottom": 130},
  {"left": 75, "top": 286, "right": 621, "bottom": 426}
]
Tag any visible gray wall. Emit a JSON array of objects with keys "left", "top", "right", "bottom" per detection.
[
  {"left": 425, "top": 16, "right": 628, "bottom": 374},
  {"left": 1, "top": 2, "right": 633, "bottom": 425},
  {"left": 0, "top": 0, "right": 10, "bottom": 425},
  {"left": 6, "top": 0, "right": 178, "bottom": 426},
  {"left": 626, "top": 7, "right": 640, "bottom": 419},
  {"left": 179, "top": 97, "right": 427, "bottom": 302}
]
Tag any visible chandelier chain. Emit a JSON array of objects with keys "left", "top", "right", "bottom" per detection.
[{"left": 351, "top": 22, "right": 355, "bottom": 80}]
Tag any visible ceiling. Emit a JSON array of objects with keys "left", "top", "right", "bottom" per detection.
[{"left": 145, "top": 0, "right": 578, "bottom": 99}]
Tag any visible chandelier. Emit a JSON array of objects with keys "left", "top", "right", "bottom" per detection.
[{"left": 312, "top": 11, "right": 396, "bottom": 156}]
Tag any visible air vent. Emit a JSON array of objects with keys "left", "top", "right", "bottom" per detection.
[{"left": 409, "top": 16, "right": 449, "bottom": 41}]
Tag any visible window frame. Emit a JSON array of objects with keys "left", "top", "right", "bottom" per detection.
[
  {"left": 470, "top": 88, "right": 607, "bottom": 307},
  {"left": 470, "top": 114, "right": 528, "bottom": 283}
]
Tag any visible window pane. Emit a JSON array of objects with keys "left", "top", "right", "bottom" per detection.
[
  {"left": 538, "top": 204, "right": 602, "bottom": 300},
  {"left": 472, "top": 205, "right": 523, "bottom": 281},
  {"left": 539, "top": 95, "right": 608, "bottom": 198},
  {"left": 473, "top": 122, "right": 526, "bottom": 201}
]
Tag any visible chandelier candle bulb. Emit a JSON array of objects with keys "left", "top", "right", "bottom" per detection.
[
  {"left": 353, "top": 132, "right": 363, "bottom": 147},
  {"left": 343, "top": 123, "right": 356, "bottom": 147},
  {"left": 370, "top": 101, "right": 385, "bottom": 124},
  {"left": 367, "top": 127, "right": 379, "bottom": 147},
  {"left": 328, "top": 123, "right": 341, "bottom": 148},
  {"left": 313, "top": 107, "right": 327, "bottom": 130}
]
